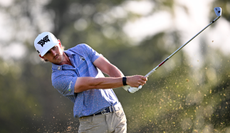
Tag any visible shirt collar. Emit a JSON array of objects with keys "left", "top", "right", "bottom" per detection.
[{"left": 51, "top": 50, "right": 74, "bottom": 71}]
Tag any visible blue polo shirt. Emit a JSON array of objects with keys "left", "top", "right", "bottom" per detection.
[{"left": 51, "top": 44, "right": 119, "bottom": 118}]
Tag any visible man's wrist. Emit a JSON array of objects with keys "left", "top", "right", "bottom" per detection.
[{"left": 122, "top": 77, "right": 127, "bottom": 86}]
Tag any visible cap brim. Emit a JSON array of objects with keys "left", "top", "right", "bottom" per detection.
[{"left": 40, "top": 43, "right": 58, "bottom": 56}]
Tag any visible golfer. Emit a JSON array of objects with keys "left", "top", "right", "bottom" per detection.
[{"left": 34, "top": 32, "right": 147, "bottom": 133}]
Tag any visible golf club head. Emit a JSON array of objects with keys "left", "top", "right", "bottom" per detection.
[{"left": 214, "top": 7, "right": 222, "bottom": 17}]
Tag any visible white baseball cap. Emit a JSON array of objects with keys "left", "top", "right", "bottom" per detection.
[{"left": 34, "top": 32, "right": 59, "bottom": 56}]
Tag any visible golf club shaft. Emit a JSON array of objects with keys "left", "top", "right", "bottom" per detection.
[
  {"left": 135, "top": 15, "right": 221, "bottom": 90},
  {"left": 145, "top": 15, "right": 220, "bottom": 78},
  {"left": 128, "top": 7, "right": 222, "bottom": 93}
]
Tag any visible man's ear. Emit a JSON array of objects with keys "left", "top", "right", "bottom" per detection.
[
  {"left": 39, "top": 55, "right": 48, "bottom": 62},
  {"left": 39, "top": 55, "right": 44, "bottom": 59},
  {"left": 58, "top": 39, "right": 62, "bottom": 47}
]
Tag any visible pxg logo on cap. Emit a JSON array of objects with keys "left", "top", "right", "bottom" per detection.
[
  {"left": 34, "top": 32, "right": 59, "bottom": 56},
  {"left": 37, "top": 35, "right": 50, "bottom": 47}
]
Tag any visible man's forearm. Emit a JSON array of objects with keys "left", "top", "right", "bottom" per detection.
[
  {"left": 74, "top": 77, "right": 123, "bottom": 93},
  {"left": 74, "top": 75, "right": 147, "bottom": 93}
]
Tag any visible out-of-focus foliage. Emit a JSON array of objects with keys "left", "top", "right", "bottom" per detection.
[{"left": 0, "top": 0, "right": 230, "bottom": 133}]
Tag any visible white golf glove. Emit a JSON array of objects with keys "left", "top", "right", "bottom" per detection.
[
  {"left": 123, "top": 85, "right": 143, "bottom": 93},
  {"left": 122, "top": 85, "right": 130, "bottom": 91}
]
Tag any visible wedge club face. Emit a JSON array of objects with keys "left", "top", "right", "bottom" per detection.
[{"left": 214, "top": 7, "right": 222, "bottom": 17}]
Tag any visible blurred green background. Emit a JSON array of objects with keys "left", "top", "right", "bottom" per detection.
[{"left": 0, "top": 0, "right": 230, "bottom": 132}]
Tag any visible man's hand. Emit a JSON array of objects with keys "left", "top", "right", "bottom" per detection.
[
  {"left": 122, "top": 75, "right": 147, "bottom": 93},
  {"left": 126, "top": 75, "right": 147, "bottom": 87}
]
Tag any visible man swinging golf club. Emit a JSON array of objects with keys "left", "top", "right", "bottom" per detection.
[{"left": 34, "top": 32, "right": 147, "bottom": 133}]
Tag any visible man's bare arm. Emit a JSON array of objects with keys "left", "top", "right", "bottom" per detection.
[
  {"left": 74, "top": 56, "right": 147, "bottom": 93},
  {"left": 94, "top": 56, "right": 124, "bottom": 77},
  {"left": 74, "top": 77, "right": 123, "bottom": 93}
]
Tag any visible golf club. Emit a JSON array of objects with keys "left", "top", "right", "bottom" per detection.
[{"left": 128, "top": 7, "right": 222, "bottom": 93}]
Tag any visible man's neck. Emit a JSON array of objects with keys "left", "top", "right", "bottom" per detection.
[{"left": 62, "top": 53, "right": 73, "bottom": 66}]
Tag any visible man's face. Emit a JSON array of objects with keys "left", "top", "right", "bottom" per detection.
[{"left": 41, "top": 43, "right": 64, "bottom": 65}]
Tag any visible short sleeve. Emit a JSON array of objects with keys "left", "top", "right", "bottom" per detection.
[
  {"left": 52, "top": 73, "right": 77, "bottom": 97},
  {"left": 75, "top": 44, "right": 102, "bottom": 63}
]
